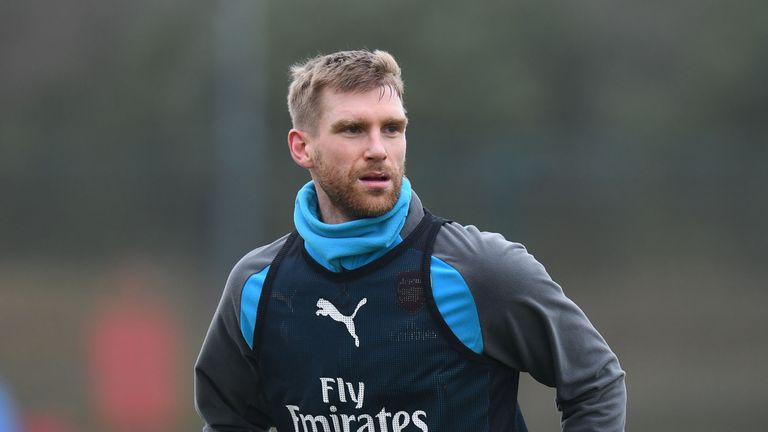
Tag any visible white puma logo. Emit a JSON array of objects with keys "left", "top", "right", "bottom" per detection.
[{"left": 316, "top": 298, "right": 368, "bottom": 347}]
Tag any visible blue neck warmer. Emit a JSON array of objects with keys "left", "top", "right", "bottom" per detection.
[{"left": 293, "top": 177, "right": 412, "bottom": 272}]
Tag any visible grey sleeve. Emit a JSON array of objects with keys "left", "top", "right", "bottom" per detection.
[
  {"left": 194, "top": 236, "right": 288, "bottom": 432},
  {"left": 435, "top": 223, "right": 626, "bottom": 432}
]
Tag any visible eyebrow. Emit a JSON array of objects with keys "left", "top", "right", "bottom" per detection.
[
  {"left": 330, "top": 119, "right": 367, "bottom": 133},
  {"left": 330, "top": 117, "right": 408, "bottom": 133},
  {"left": 383, "top": 117, "right": 409, "bottom": 129}
]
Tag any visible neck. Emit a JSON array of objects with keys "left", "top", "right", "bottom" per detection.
[
  {"left": 314, "top": 187, "right": 352, "bottom": 224},
  {"left": 293, "top": 177, "right": 413, "bottom": 272}
]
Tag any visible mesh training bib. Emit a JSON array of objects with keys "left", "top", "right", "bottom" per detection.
[{"left": 253, "top": 213, "right": 525, "bottom": 432}]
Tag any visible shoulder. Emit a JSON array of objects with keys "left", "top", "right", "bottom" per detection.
[
  {"left": 230, "top": 233, "right": 292, "bottom": 278},
  {"left": 429, "top": 221, "right": 557, "bottom": 356},
  {"left": 211, "top": 233, "right": 293, "bottom": 349},
  {"left": 433, "top": 222, "right": 549, "bottom": 300},
  {"left": 222, "top": 233, "right": 292, "bottom": 308}
]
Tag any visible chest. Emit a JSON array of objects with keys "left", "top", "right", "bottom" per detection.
[{"left": 255, "top": 238, "right": 492, "bottom": 432}]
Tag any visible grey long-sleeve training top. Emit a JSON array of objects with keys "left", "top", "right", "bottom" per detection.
[{"left": 195, "top": 192, "right": 626, "bottom": 431}]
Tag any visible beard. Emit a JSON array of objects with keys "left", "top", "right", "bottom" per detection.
[{"left": 312, "top": 156, "right": 404, "bottom": 221}]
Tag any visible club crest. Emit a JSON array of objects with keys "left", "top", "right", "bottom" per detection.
[{"left": 396, "top": 271, "right": 425, "bottom": 314}]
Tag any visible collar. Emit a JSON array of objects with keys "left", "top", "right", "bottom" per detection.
[{"left": 294, "top": 177, "right": 421, "bottom": 272}]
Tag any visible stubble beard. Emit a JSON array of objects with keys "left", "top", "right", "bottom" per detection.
[{"left": 313, "top": 157, "right": 404, "bottom": 221}]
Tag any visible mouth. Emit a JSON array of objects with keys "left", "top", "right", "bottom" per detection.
[{"left": 358, "top": 172, "right": 392, "bottom": 189}]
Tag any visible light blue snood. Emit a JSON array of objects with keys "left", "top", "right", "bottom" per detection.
[{"left": 293, "top": 177, "right": 412, "bottom": 272}]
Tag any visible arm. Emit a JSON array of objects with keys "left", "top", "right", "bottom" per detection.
[
  {"left": 194, "top": 295, "right": 271, "bottom": 432},
  {"left": 195, "top": 237, "right": 288, "bottom": 432},
  {"left": 435, "top": 223, "right": 626, "bottom": 431}
]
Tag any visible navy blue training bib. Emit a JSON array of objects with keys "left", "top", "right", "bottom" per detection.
[{"left": 253, "top": 213, "right": 524, "bottom": 432}]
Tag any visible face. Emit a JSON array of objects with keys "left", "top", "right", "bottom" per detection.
[{"left": 293, "top": 86, "right": 408, "bottom": 223}]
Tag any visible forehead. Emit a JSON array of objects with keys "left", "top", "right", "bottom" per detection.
[{"left": 318, "top": 86, "right": 405, "bottom": 124}]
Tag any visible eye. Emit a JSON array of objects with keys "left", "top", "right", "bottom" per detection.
[
  {"left": 343, "top": 125, "right": 363, "bottom": 134},
  {"left": 383, "top": 124, "right": 404, "bottom": 136}
]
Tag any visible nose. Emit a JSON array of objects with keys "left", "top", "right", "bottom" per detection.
[{"left": 364, "top": 131, "right": 387, "bottom": 161}]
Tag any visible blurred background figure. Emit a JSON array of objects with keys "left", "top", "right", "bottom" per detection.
[
  {"left": 0, "top": 377, "right": 21, "bottom": 432},
  {"left": 85, "top": 259, "right": 183, "bottom": 432}
]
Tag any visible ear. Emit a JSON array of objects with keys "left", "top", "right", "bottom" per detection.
[{"left": 288, "top": 128, "right": 314, "bottom": 169}]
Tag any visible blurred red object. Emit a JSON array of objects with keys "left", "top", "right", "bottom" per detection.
[
  {"left": 23, "top": 413, "right": 74, "bottom": 432},
  {"left": 85, "top": 261, "right": 182, "bottom": 432}
]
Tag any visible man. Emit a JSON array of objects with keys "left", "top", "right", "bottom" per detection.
[{"left": 195, "top": 49, "right": 626, "bottom": 432}]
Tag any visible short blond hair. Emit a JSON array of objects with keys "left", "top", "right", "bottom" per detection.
[{"left": 287, "top": 49, "right": 404, "bottom": 133}]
